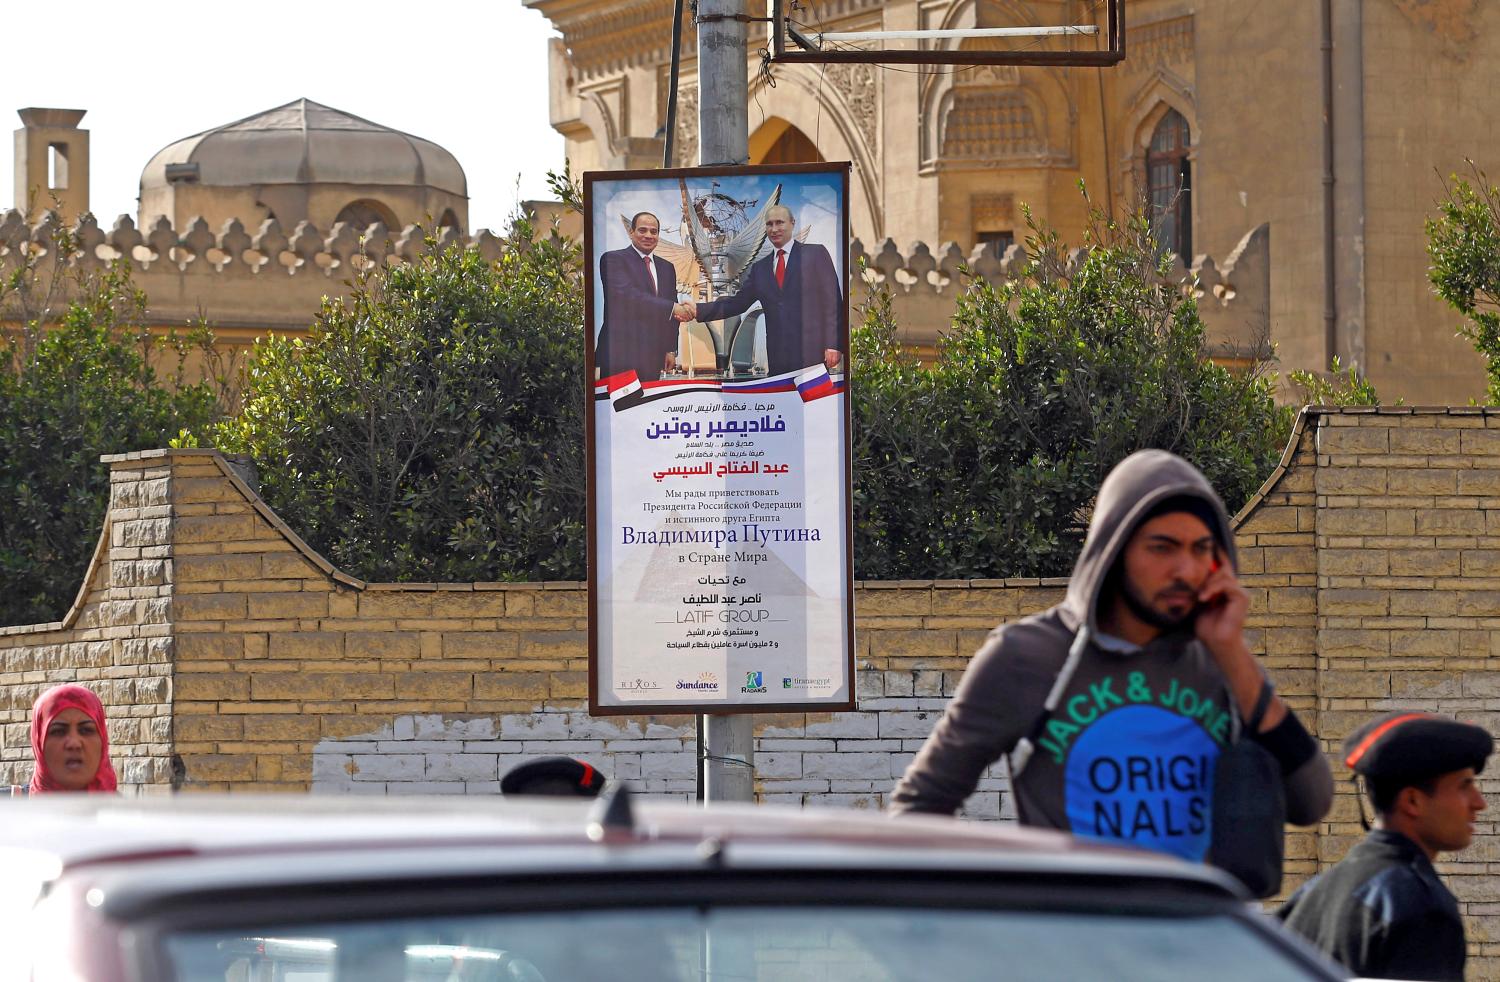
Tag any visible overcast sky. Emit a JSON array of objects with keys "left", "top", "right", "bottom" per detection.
[{"left": 2, "top": 0, "right": 564, "bottom": 233}]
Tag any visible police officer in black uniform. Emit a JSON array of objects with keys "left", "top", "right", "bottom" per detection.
[{"left": 1277, "top": 712, "right": 1492, "bottom": 981}]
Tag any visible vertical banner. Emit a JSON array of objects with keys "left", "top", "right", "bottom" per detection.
[{"left": 585, "top": 163, "right": 855, "bottom": 714}]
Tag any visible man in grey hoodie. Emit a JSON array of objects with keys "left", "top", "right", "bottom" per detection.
[{"left": 890, "top": 450, "right": 1332, "bottom": 865}]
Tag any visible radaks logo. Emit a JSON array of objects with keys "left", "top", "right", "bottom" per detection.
[{"left": 741, "top": 670, "right": 767, "bottom": 694}]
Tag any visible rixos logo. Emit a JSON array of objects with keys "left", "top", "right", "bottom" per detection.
[{"left": 741, "top": 670, "right": 767, "bottom": 694}]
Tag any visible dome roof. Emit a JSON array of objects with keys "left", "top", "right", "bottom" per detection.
[{"left": 140, "top": 98, "right": 466, "bottom": 196}]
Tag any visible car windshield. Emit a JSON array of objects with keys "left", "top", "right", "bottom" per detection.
[{"left": 163, "top": 906, "right": 1320, "bottom": 981}]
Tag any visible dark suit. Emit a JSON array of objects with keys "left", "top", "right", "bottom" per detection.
[
  {"left": 598, "top": 246, "right": 677, "bottom": 381},
  {"left": 695, "top": 242, "right": 842, "bottom": 376}
]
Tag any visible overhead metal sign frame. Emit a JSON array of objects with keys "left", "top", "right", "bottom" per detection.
[{"left": 769, "top": 0, "right": 1125, "bottom": 67}]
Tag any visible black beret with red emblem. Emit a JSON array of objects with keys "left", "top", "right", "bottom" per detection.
[
  {"left": 500, "top": 756, "right": 607, "bottom": 798},
  {"left": 1343, "top": 712, "right": 1492, "bottom": 785}
]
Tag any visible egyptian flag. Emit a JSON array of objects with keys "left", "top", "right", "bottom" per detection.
[{"left": 604, "top": 371, "right": 647, "bottom": 412}]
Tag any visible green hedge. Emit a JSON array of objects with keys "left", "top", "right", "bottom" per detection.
[
  {"left": 0, "top": 261, "right": 220, "bottom": 625},
  {"left": 222, "top": 207, "right": 1289, "bottom": 586},
  {"left": 215, "top": 223, "right": 586, "bottom": 582},
  {"left": 850, "top": 210, "right": 1290, "bottom": 579},
  {"left": 0, "top": 205, "right": 1297, "bottom": 623}
]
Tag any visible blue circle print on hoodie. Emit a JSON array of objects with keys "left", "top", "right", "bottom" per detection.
[{"left": 1063, "top": 704, "right": 1221, "bottom": 861}]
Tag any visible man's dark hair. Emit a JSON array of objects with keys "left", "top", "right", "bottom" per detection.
[
  {"left": 631, "top": 212, "right": 660, "bottom": 231},
  {"left": 1367, "top": 774, "right": 1438, "bottom": 816}
]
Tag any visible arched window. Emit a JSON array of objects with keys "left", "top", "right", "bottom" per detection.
[
  {"left": 437, "top": 208, "right": 461, "bottom": 231},
  {"left": 1147, "top": 109, "right": 1192, "bottom": 258},
  {"left": 335, "top": 199, "right": 399, "bottom": 231},
  {"left": 751, "top": 119, "right": 824, "bottom": 165}
]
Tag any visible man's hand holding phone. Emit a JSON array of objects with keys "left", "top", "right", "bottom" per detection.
[
  {"left": 1193, "top": 546, "right": 1250, "bottom": 657},
  {"left": 1193, "top": 545, "right": 1287, "bottom": 733}
]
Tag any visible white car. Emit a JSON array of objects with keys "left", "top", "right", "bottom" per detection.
[{"left": 1, "top": 787, "right": 1350, "bottom": 981}]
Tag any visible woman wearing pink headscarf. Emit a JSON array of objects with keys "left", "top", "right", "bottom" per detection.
[{"left": 13, "top": 684, "right": 118, "bottom": 794}]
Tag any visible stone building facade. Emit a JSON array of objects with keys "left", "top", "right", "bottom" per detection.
[
  {"left": 529, "top": 0, "right": 1500, "bottom": 402},
  {"left": 2, "top": 408, "right": 1499, "bottom": 970},
  {"left": 4, "top": 99, "right": 1265, "bottom": 364}
]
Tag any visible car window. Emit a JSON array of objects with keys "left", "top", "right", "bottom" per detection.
[{"left": 163, "top": 906, "right": 1322, "bottom": 981}]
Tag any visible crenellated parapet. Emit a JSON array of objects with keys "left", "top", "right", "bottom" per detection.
[
  {"left": 0, "top": 209, "right": 511, "bottom": 278},
  {"left": 848, "top": 223, "right": 1272, "bottom": 358},
  {"left": 1, "top": 208, "right": 1270, "bottom": 361},
  {"left": 0, "top": 209, "right": 521, "bottom": 333}
]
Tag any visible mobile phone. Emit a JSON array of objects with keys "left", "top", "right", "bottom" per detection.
[{"left": 1187, "top": 547, "right": 1225, "bottom": 626}]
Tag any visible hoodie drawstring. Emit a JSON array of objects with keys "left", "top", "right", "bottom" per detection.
[{"left": 1010, "top": 625, "right": 1092, "bottom": 779}]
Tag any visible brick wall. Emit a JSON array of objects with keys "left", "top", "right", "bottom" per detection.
[
  {"left": 0, "top": 459, "right": 181, "bottom": 791},
  {"left": 1308, "top": 409, "right": 1500, "bottom": 966},
  {"left": 0, "top": 449, "right": 1064, "bottom": 817},
  {"left": 2, "top": 408, "right": 1498, "bottom": 972}
]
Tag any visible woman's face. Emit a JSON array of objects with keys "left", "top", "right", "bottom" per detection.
[{"left": 43, "top": 707, "right": 103, "bottom": 791}]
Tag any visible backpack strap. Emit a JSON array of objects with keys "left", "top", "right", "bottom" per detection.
[{"left": 1009, "top": 625, "right": 1092, "bottom": 780}]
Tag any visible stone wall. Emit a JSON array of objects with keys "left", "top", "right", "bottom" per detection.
[
  {"left": 1310, "top": 408, "right": 1500, "bottom": 966},
  {"left": 0, "top": 448, "right": 1065, "bottom": 817},
  {"left": 2, "top": 407, "right": 1499, "bottom": 971},
  {"left": 0, "top": 460, "right": 180, "bottom": 791}
]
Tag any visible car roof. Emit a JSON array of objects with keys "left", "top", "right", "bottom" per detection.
[{"left": 0, "top": 791, "right": 1245, "bottom": 904}]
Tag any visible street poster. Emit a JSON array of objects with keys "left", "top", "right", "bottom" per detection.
[{"left": 584, "top": 163, "right": 855, "bottom": 715}]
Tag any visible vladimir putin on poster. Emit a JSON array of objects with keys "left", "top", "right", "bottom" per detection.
[
  {"left": 679, "top": 205, "right": 842, "bottom": 376},
  {"left": 596, "top": 212, "right": 689, "bottom": 382}
]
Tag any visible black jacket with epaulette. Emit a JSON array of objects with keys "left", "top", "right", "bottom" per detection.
[{"left": 1276, "top": 829, "right": 1466, "bottom": 981}]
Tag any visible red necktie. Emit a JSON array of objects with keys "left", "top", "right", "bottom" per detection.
[
  {"left": 643, "top": 254, "right": 657, "bottom": 293},
  {"left": 775, "top": 249, "right": 786, "bottom": 288}
]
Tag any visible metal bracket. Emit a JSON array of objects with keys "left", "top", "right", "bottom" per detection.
[
  {"left": 700, "top": 751, "right": 755, "bottom": 769},
  {"left": 696, "top": 12, "right": 773, "bottom": 24}
]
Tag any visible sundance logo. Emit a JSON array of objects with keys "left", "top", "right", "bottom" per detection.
[{"left": 676, "top": 672, "right": 720, "bottom": 692}]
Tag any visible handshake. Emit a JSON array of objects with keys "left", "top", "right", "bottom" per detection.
[{"left": 672, "top": 301, "right": 698, "bottom": 322}]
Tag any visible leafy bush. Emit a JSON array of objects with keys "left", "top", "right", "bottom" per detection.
[
  {"left": 1427, "top": 164, "right": 1500, "bottom": 403},
  {"left": 215, "top": 220, "right": 586, "bottom": 582},
  {"left": 216, "top": 191, "right": 1288, "bottom": 586},
  {"left": 1287, "top": 356, "right": 1389, "bottom": 407},
  {"left": 850, "top": 204, "right": 1290, "bottom": 580},
  {"left": 0, "top": 256, "right": 221, "bottom": 625}
]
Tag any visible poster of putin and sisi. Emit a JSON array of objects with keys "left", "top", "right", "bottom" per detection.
[{"left": 584, "top": 163, "right": 855, "bottom": 715}]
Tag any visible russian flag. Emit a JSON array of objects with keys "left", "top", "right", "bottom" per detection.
[
  {"left": 795, "top": 366, "right": 841, "bottom": 402},
  {"left": 722, "top": 369, "right": 800, "bottom": 394}
]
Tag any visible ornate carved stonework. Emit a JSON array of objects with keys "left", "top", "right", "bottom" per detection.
[
  {"left": 822, "top": 63, "right": 880, "bottom": 158},
  {"left": 672, "top": 85, "right": 699, "bottom": 167},
  {"left": 971, "top": 192, "right": 1016, "bottom": 229},
  {"left": 1127, "top": 15, "right": 1193, "bottom": 73},
  {"left": 942, "top": 90, "right": 1043, "bottom": 159},
  {"left": 548, "top": 0, "right": 682, "bottom": 81},
  {"left": 964, "top": 65, "right": 1022, "bottom": 87}
]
